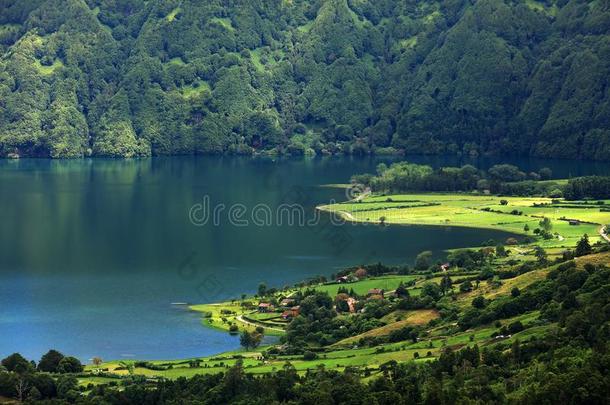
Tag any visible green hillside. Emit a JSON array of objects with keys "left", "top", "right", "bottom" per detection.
[{"left": 0, "top": 0, "right": 609, "bottom": 158}]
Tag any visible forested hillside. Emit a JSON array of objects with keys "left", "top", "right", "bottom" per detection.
[{"left": 0, "top": 0, "right": 609, "bottom": 159}]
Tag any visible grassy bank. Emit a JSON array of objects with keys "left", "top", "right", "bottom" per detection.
[
  {"left": 319, "top": 193, "right": 609, "bottom": 249},
  {"left": 84, "top": 308, "right": 551, "bottom": 383},
  {"left": 189, "top": 301, "right": 287, "bottom": 336}
]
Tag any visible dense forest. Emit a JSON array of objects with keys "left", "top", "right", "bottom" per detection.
[
  {"left": 0, "top": 0, "right": 609, "bottom": 159},
  {"left": 351, "top": 161, "right": 610, "bottom": 198}
]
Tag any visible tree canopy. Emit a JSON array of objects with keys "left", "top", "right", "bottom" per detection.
[{"left": 0, "top": 0, "right": 608, "bottom": 158}]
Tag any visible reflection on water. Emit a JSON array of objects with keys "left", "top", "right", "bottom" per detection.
[{"left": 1, "top": 155, "right": 607, "bottom": 361}]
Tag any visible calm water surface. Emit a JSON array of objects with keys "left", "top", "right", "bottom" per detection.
[{"left": 1, "top": 155, "right": 609, "bottom": 361}]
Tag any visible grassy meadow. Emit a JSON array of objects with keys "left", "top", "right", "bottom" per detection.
[{"left": 319, "top": 193, "right": 609, "bottom": 249}]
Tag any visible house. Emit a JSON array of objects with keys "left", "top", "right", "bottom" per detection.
[
  {"left": 440, "top": 263, "right": 450, "bottom": 272},
  {"left": 367, "top": 288, "right": 384, "bottom": 298},
  {"left": 281, "top": 306, "right": 300, "bottom": 320},
  {"left": 280, "top": 298, "right": 296, "bottom": 307},
  {"left": 257, "top": 302, "right": 274, "bottom": 313},
  {"left": 346, "top": 297, "right": 358, "bottom": 313},
  {"left": 336, "top": 275, "right": 349, "bottom": 283}
]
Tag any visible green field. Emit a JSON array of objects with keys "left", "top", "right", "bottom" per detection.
[
  {"left": 189, "top": 301, "right": 286, "bottom": 336},
  {"left": 319, "top": 193, "right": 608, "bottom": 249},
  {"left": 34, "top": 58, "right": 63, "bottom": 75},
  {"left": 304, "top": 274, "right": 420, "bottom": 296},
  {"left": 179, "top": 80, "right": 211, "bottom": 98},
  {"left": 166, "top": 7, "right": 182, "bottom": 22}
]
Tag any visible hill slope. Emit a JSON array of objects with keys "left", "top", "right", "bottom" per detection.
[{"left": 0, "top": 0, "right": 609, "bottom": 159}]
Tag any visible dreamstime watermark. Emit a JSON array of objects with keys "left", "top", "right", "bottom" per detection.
[
  {"left": 188, "top": 195, "right": 347, "bottom": 227},
  {"left": 176, "top": 251, "right": 226, "bottom": 302},
  {"left": 178, "top": 183, "right": 370, "bottom": 301}
]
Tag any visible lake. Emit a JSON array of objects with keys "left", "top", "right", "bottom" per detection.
[{"left": 1, "top": 155, "right": 609, "bottom": 362}]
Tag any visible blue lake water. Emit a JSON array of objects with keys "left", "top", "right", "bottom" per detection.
[{"left": 1, "top": 155, "right": 608, "bottom": 362}]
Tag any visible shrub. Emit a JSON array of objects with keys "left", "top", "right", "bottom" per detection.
[
  {"left": 303, "top": 351, "right": 318, "bottom": 361},
  {"left": 508, "top": 321, "right": 524, "bottom": 334},
  {"left": 472, "top": 296, "right": 486, "bottom": 309}
]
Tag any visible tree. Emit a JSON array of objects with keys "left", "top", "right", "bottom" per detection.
[
  {"left": 27, "top": 386, "right": 41, "bottom": 401},
  {"left": 14, "top": 376, "right": 29, "bottom": 402},
  {"left": 415, "top": 251, "right": 433, "bottom": 270},
  {"left": 258, "top": 283, "right": 267, "bottom": 297},
  {"left": 459, "top": 280, "right": 473, "bottom": 293},
  {"left": 395, "top": 282, "right": 410, "bottom": 297},
  {"left": 534, "top": 246, "right": 547, "bottom": 264},
  {"left": 421, "top": 282, "right": 442, "bottom": 301},
  {"left": 240, "top": 330, "right": 263, "bottom": 350},
  {"left": 57, "top": 357, "right": 83, "bottom": 374},
  {"left": 495, "top": 244, "right": 507, "bottom": 257},
  {"left": 539, "top": 168, "right": 552, "bottom": 180},
  {"left": 511, "top": 287, "right": 521, "bottom": 297},
  {"left": 575, "top": 234, "right": 592, "bottom": 256},
  {"left": 508, "top": 321, "right": 524, "bottom": 334},
  {"left": 440, "top": 275, "right": 453, "bottom": 295},
  {"left": 336, "top": 299, "right": 350, "bottom": 312},
  {"left": 488, "top": 165, "right": 526, "bottom": 182},
  {"left": 56, "top": 375, "right": 79, "bottom": 400},
  {"left": 38, "top": 350, "right": 64, "bottom": 373},
  {"left": 539, "top": 217, "right": 553, "bottom": 232},
  {"left": 303, "top": 351, "right": 317, "bottom": 360},
  {"left": 472, "top": 296, "right": 486, "bottom": 309},
  {"left": 1, "top": 353, "right": 31, "bottom": 374},
  {"left": 92, "top": 357, "right": 103, "bottom": 367}
]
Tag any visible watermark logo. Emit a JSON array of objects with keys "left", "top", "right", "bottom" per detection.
[
  {"left": 188, "top": 194, "right": 346, "bottom": 228},
  {"left": 345, "top": 183, "right": 369, "bottom": 200}
]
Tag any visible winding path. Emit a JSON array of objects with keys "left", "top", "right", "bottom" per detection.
[
  {"left": 236, "top": 315, "right": 285, "bottom": 333},
  {"left": 599, "top": 226, "right": 610, "bottom": 243}
]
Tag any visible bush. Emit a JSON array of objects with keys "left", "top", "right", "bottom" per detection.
[
  {"left": 508, "top": 321, "right": 524, "bottom": 334},
  {"left": 472, "top": 296, "right": 486, "bottom": 309},
  {"left": 303, "top": 351, "right": 318, "bottom": 361}
]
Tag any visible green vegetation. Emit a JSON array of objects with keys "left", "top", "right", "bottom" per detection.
[
  {"left": 3, "top": 247, "right": 609, "bottom": 403},
  {"left": 320, "top": 161, "right": 610, "bottom": 255},
  {"left": 321, "top": 193, "right": 608, "bottom": 249},
  {"left": 190, "top": 301, "right": 286, "bottom": 336},
  {"left": 303, "top": 275, "right": 420, "bottom": 297},
  {"left": 34, "top": 58, "right": 63, "bottom": 75},
  {"left": 166, "top": 7, "right": 181, "bottom": 22},
  {"left": 0, "top": 0, "right": 609, "bottom": 158}
]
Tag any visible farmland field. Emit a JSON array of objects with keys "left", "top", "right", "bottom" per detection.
[{"left": 319, "top": 193, "right": 609, "bottom": 249}]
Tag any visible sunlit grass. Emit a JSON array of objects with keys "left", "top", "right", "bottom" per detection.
[{"left": 320, "top": 193, "right": 609, "bottom": 248}]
